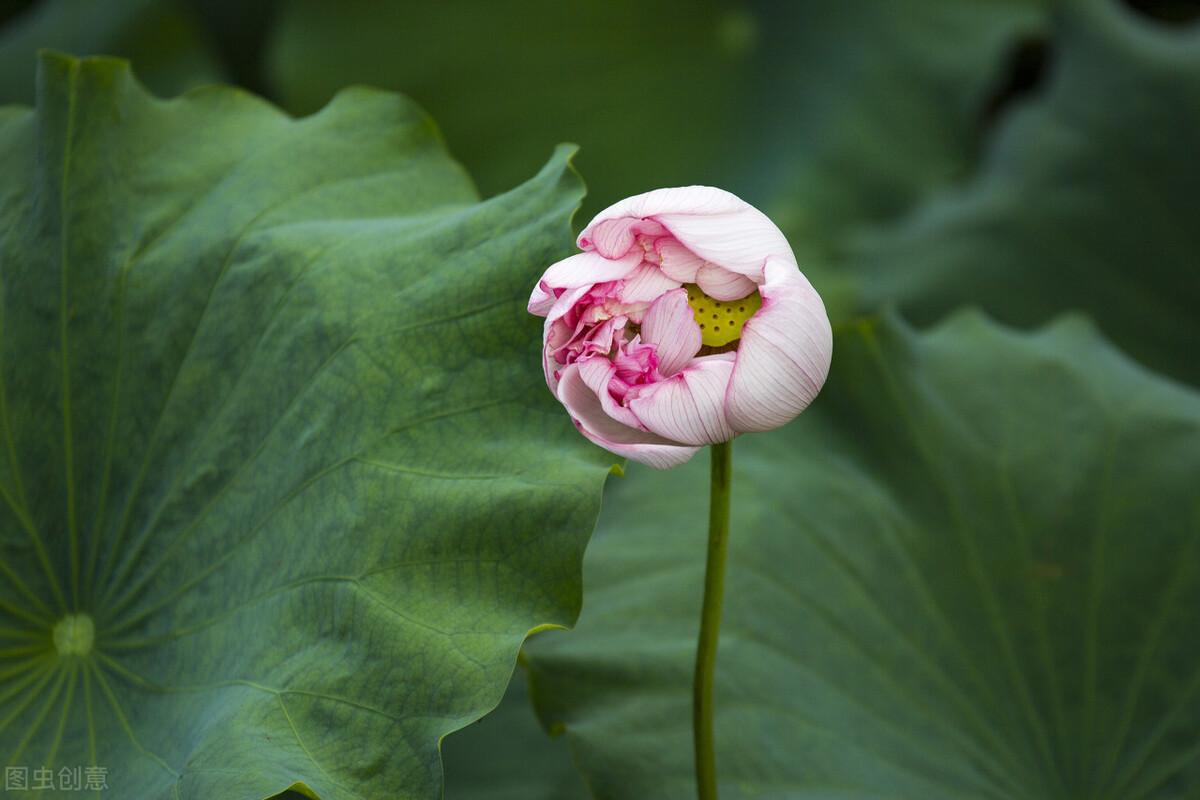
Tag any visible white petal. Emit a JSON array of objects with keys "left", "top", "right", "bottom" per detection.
[
  {"left": 656, "top": 207, "right": 792, "bottom": 283},
  {"left": 641, "top": 289, "right": 701, "bottom": 377},
  {"left": 583, "top": 186, "right": 746, "bottom": 228},
  {"left": 695, "top": 262, "right": 758, "bottom": 301},
  {"left": 655, "top": 238, "right": 704, "bottom": 283},
  {"left": 629, "top": 355, "right": 736, "bottom": 446},
  {"left": 726, "top": 258, "right": 832, "bottom": 433}
]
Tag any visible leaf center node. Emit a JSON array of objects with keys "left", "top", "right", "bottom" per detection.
[{"left": 52, "top": 613, "right": 94, "bottom": 656}]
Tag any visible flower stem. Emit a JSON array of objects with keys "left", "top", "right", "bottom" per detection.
[{"left": 694, "top": 439, "right": 732, "bottom": 800}]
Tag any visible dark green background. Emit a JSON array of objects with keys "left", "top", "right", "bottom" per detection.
[{"left": 1, "top": 0, "right": 1197, "bottom": 798}]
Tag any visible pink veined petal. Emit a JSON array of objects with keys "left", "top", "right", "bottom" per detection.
[
  {"left": 628, "top": 355, "right": 736, "bottom": 446},
  {"left": 528, "top": 250, "right": 643, "bottom": 316},
  {"left": 611, "top": 339, "right": 657, "bottom": 385},
  {"left": 579, "top": 186, "right": 794, "bottom": 282},
  {"left": 542, "top": 342, "right": 562, "bottom": 394},
  {"left": 544, "top": 283, "right": 593, "bottom": 331},
  {"left": 577, "top": 217, "right": 665, "bottom": 259},
  {"left": 695, "top": 262, "right": 759, "bottom": 301},
  {"left": 528, "top": 281, "right": 558, "bottom": 317},
  {"left": 577, "top": 357, "right": 644, "bottom": 430},
  {"left": 655, "top": 238, "right": 705, "bottom": 283},
  {"left": 542, "top": 283, "right": 594, "bottom": 391},
  {"left": 545, "top": 281, "right": 625, "bottom": 357},
  {"left": 557, "top": 363, "right": 700, "bottom": 469},
  {"left": 725, "top": 258, "right": 832, "bottom": 433},
  {"left": 541, "top": 282, "right": 595, "bottom": 386},
  {"left": 559, "top": 315, "right": 626, "bottom": 367},
  {"left": 619, "top": 263, "right": 681, "bottom": 304},
  {"left": 640, "top": 288, "right": 701, "bottom": 377}
]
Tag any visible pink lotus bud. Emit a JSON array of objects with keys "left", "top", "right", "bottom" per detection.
[{"left": 529, "top": 187, "right": 832, "bottom": 469}]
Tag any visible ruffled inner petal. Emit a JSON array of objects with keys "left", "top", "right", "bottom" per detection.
[{"left": 641, "top": 289, "right": 702, "bottom": 377}]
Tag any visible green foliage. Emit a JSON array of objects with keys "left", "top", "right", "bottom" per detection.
[
  {"left": 265, "top": 0, "right": 1200, "bottom": 386},
  {"left": 735, "top": 0, "right": 1047, "bottom": 262},
  {"left": 856, "top": 0, "right": 1200, "bottom": 387},
  {"left": 525, "top": 311, "right": 1200, "bottom": 799},
  {"left": 0, "top": 0, "right": 224, "bottom": 104},
  {"left": 0, "top": 53, "right": 613, "bottom": 799},
  {"left": 265, "top": 0, "right": 758, "bottom": 222},
  {"left": 442, "top": 664, "right": 587, "bottom": 800},
  {"left": 0, "top": 0, "right": 1196, "bottom": 796}
]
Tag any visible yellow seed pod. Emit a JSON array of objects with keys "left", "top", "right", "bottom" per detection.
[{"left": 684, "top": 283, "right": 762, "bottom": 347}]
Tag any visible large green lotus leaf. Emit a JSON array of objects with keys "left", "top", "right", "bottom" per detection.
[
  {"left": 525, "top": 311, "right": 1200, "bottom": 799},
  {"left": 442, "top": 662, "right": 586, "bottom": 800},
  {"left": 275, "top": 664, "right": 586, "bottom": 800},
  {"left": 0, "top": 53, "right": 615, "bottom": 799},
  {"left": 0, "top": 0, "right": 225, "bottom": 104},
  {"left": 264, "top": 0, "right": 758, "bottom": 222},
  {"left": 856, "top": 0, "right": 1200, "bottom": 386}
]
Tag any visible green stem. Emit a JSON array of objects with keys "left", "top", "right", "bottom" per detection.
[{"left": 694, "top": 439, "right": 732, "bottom": 800}]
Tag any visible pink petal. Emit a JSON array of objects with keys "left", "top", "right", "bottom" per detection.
[
  {"left": 578, "top": 357, "right": 644, "bottom": 430},
  {"left": 580, "top": 186, "right": 794, "bottom": 282},
  {"left": 695, "top": 263, "right": 758, "bottom": 301},
  {"left": 528, "top": 282, "right": 559, "bottom": 317},
  {"left": 544, "top": 283, "right": 593, "bottom": 330},
  {"left": 562, "top": 315, "right": 626, "bottom": 365},
  {"left": 577, "top": 218, "right": 665, "bottom": 259},
  {"left": 541, "top": 283, "right": 594, "bottom": 391},
  {"left": 611, "top": 340, "right": 657, "bottom": 385},
  {"left": 528, "top": 250, "right": 642, "bottom": 316},
  {"left": 725, "top": 258, "right": 832, "bottom": 433},
  {"left": 655, "top": 239, "right": 704, "bottom": 283},
  {"left": 557, "top": 363, "right": 699, "bottom": 469},
  {"left": 656, "top": 207, "right": 791, "bottom": 283},
  {"left": 640, "top": 288, "right": 701, "bottom": 377},
  {"left": 628, "top": 355, "right": 736, "bottom": 446},
  {"left": 619, "top": 263, "right": 681, "bottom": 304}
]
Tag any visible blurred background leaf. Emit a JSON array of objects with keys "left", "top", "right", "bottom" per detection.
[
  {"left": 5, "top": 0, "right": 1195, "bottom": 376},
  {"left": 260, "top": 0, "right": 1200, "bottom": 380},
  {"left": 264, "top": 0, "right": 759, "bottom": 226},
  {"left": 442, "top": 664, "right": 588, "bottom": 800},
  {"left": 730, "top": 0, "right": 1048, "bottom": 262},
  {"left": 0, "top": 0, "right": 225, "bottom": 101},
  {"left": 525, "top": 311, "right": 1200, "bottom": 799},
  {"left": 855, "top": 0, "right": 1200, "bottom": 387}
]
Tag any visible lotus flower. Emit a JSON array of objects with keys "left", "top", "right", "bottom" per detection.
[{"left": 529, "top": 187, "right": 832, "bottom": 468}]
